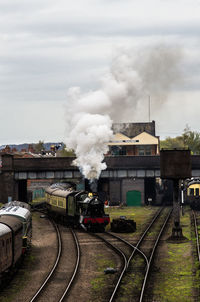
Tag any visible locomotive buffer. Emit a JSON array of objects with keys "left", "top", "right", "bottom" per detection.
[{"left": 160, "top": 149, "right": 191, "bottom": 240}]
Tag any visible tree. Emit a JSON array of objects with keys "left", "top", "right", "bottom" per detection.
[
  {"left": 160, "top": 136, "right": 184, "bottom": 150},
  {"left": 182, "top": 125, "right": 200, "bottom": 154},
  {"left": 34, "top": 140, "right": 45, "bottom": 153},
  {"left": 160, "top": 125, "right": 200, "bottom": 155},
  {"left": 57, "top": 143, "right": 75, "bottom": 157}
]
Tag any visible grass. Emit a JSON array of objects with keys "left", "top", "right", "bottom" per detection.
[
  {"left": 105, "top": 206, "right": 200, "bottom": 301},
  {"left": 105, "top": 205, "right": 159, "bottom": 234},
  {"left": 118, "top": 256, "right": 145, "bottom": 302},
  {"left": 30, "top": 196, "right": 46, "bottom": 204},
  {"left": 90, "top": 254, "right": 115, "bottom": 302},
  {"left": 152, "top": 207, "right": 199, "bottom": 302}
]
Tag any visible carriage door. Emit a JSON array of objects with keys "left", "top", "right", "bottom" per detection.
[{"left": 67, "top": 196, "right": 75, "bottom": 216}]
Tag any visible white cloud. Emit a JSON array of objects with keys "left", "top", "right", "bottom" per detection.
[{"left": 0, "top": 0, "right": 200, "bottom": 143}]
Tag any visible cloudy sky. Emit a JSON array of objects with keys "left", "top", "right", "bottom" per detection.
[{"left": 1, "top": 0, "right": 200, "bottom": 144}]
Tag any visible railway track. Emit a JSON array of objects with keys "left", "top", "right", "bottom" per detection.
[
  {"left": 91, "top": 207, "right": 172, "bottom": 302},
  {"left": 192, "top": 210, "right": 200, "bottom": 264},
  {"left": 90, "top": 232, "right": 127, "bottom": 302},
  {"left": 139, "top": 208, "right": 172, "bottom": 302},
  {"left": 29, "top": 220, "right": 80, "bottom": 302}
]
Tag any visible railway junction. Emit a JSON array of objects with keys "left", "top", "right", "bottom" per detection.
[
  {"left": 0, "top": 205, "right": 199, "bottom": 302},
  {"left": 0, "top": 130, "right": 200, "bottom": 300}
]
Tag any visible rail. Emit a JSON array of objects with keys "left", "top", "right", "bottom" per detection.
[
  {"left": 192, "top": 210, "right": 200, "bottom": 263},
  {"left": 29, "top": 220, "right": 62, "bottom": 302},
  {"left": 58, "top": 228, "right": 80, "bottom": 302}
]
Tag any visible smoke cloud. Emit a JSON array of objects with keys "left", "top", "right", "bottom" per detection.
[{"left": 65, "top": 44, "right": 182, "bottom": 180}]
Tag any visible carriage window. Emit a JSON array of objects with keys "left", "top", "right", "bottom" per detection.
[
  {"left": 190, "top": 188, "right": 194, "bottom": 196},
  {"left": 195, "top": 188, "right": 199, "bottom": 196},
  {"left": 58, "top": 200, "right": 63, "bottom": 207}
]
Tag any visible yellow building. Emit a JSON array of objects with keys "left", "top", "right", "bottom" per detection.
[{"left": 108, "top": 131, "right": 160, "bottom": 156}]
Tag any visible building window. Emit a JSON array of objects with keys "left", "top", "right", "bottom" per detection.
[
  {"left": 138, "top": 146, "right": 152, "bottom": 156},
  {"left": 110, "top": 146, "right": 127, "bottom": 156},
  {"left": 138, "top": 146, "right": 145, "bottom": 156},
  {"left": 145, "top": 146, "right": 152, "bottom": 155}
]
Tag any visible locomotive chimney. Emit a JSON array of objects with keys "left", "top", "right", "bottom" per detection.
[{"left": 90, "top": 179, "right": 98, "bottom": 193}]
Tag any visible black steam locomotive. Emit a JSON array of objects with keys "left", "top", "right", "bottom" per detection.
[{"left": 45, "top": 183, "right": 110, "bottom": 231}]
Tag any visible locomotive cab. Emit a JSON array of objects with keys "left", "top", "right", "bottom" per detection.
[{"left": 79, "top": 193, "right": 110, "bottom": 231}]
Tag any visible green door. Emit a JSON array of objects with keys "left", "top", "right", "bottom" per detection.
[{"left": 126, "top": 190, "right": 141, "bottom": 206}]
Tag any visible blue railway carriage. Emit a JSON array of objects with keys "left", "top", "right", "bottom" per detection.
[
  {"left": 0, "top": 202, "right": 32, "bottom": 251},
  {"left": 0, "top": 215, "right": 23, "bottom": 273}
]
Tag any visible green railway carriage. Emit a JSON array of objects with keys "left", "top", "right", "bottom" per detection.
[{"left": 45, "top": 184, "right": 110, "bottom": 230}]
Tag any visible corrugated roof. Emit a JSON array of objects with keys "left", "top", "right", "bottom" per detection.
[{"left": 0, "top": 206, "right": 31, "bottom": 222}]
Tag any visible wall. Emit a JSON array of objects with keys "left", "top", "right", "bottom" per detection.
[{"left": 122, "top": 178, "right": 145, "bottom": 205}]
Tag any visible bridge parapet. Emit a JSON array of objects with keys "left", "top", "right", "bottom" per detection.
[{"left": 1, "top": 154, "right": 200, "bottom": 173}]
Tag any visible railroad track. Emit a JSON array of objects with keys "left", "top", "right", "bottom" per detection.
[
  {"left": 29, "top": 220, "right": 80, "bottom": 302},
  {"left": 90, "top": 232, "right": 127, "bottom": 302},
  {"left": 139, "top": 208, "right": 172, "bottom": 302},
  {"left": 90, "top": 207, "right": 172, "bottom": 302},
  {"left": 192, "top": 210, "right": 200, "bottom": 264}
]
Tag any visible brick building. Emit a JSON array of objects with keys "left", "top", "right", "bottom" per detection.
[{"left": 107, "top": 121, "right": 159, "bottom": 156}]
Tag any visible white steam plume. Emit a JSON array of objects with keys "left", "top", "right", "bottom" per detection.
[{"left": 65, "top": 44, "right": 182, "bottom": 180}]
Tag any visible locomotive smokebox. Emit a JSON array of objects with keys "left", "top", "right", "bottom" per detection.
[{"left": 160, "top": 149, "right": 191, "bottom": 179}]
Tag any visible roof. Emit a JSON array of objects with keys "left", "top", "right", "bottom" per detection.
[
  {"left": 112, "top": 121, "right": 155, "bottom": 137},
  {"left": 2, "top": 201, "right": 31, "bottom": 211},
  {"left": 0, "top": 206, "right": 31, "bottom": 222},
  {"left": 0, "top": 223, "right": 11, "bottom": 236},
  {"left": 108, "top": 131, "right": 159, "bottom": 146},
  {"left": 45, "top": 186, "right": 76, "bottom": 197}
]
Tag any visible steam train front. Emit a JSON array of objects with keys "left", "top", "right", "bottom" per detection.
[{"left": 79, "top": 193, "right": 110, "bottom": 231}]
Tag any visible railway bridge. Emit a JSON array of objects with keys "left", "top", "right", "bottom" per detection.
[{"left": 0, "top": 153, "right": 200, "bottom": 205}]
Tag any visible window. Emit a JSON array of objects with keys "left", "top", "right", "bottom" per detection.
[
  {"left": 111, "top": 146, "right": 127, "bottom": 156},
  {"left": 58, "top": 200, "right": 63, "bottom": 207},
  {"left": 195, "top": 188, "right": 199, "bottom": 196},
  {"left": 190, "top": 188, "right": 194, "bottom": 196},
  {"left": 52, "top": 198, "right": 57, "bottom": 205},
  {"left": 138, "top": 146, "right": 152, "bottom": 156},
  {"left": 145, "top": 146, "right": 152, "bottom": 156},
  {"left": 138, "top": 146, "right": 145, "bottom": 156}
]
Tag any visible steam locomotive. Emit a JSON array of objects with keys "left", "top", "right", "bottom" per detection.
[
  {"left": 0, "top": 201, "right": 32, "bottom": 275},
  {"left": 45, "top": 183, "right": 110, "bottom": 231}
]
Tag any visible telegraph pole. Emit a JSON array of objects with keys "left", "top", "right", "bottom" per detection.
[{"left": 148, "top": 95, "right": 151, "bottom": 122}]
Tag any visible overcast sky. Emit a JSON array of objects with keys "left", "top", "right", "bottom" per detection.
[{"left": 1, "top": 0, "right": 200, "bottom": 144}]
